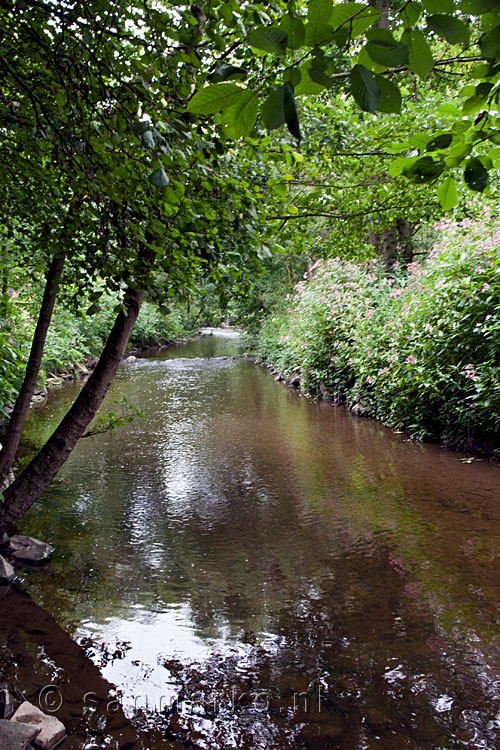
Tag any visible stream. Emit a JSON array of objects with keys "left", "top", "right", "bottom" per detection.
[{"left": 6, "top": 329, "right": 500, "bottom": 749}]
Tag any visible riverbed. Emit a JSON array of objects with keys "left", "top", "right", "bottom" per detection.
[{"left": 8, "top": 330, "right": 500, "bottom": 749}]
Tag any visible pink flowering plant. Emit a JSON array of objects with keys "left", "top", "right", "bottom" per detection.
[{"left": 258, "top": 211, "right": 500, "bottom": 450}]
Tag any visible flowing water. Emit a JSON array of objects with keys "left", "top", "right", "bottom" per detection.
[{"left": 7, "top": 330, "right": 500, "bottom": 749}]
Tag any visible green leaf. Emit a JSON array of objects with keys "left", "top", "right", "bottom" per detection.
[
  {"left": 224, "top": 90, "right": 259, "bottom": 137},
  {"left": 211, "top": 65, "right": 248, "bottom": 82},
  {"left": 308, "top": 69, "right": 334, "bottom": 88},
  {"left": 375, "top": 75, "right": 402, "bottom": 113},
  {"left": 388, "top": 155, "right": 420, "bottom": 177},
  {"left": 460, "top": 0, "right": 500, "bottom": 12},
  {"left": 187, "top": 83, "right": 244, "bottom": 114},
  {"left": 283, "top": 67, "right": 302, "bottom": 87},
  {"left": 480, "top": 24, "right": 500, "bottom": 59},
  {"left": 273, "top": 182, "right": 288, "bottom": 199},
  {"left": 402, "top": 29, "right": 434, "bottom": 78},
  {"left": 262, "top": 87, "right": 286, "bottom": 130},
  {"left": 365, "top": 32, "right": 409, "bottom": 68},
  {"left": 437, "top": 176, "right": 458, "bottom": 210},
  {"left": 331, "top": 2, "right": 362, "bottom": 28},
  {"left": 470, "top": 62, "right": 491, "bottom": 78},
  {"left": 280, "top": 13, "right": 306, "bottom": 48},
  {"left": 164, "top": 186, "right": 182, "bottom": 205},
  {"left": 131, "top": 120, "right": 150, "bottom": 135},
  {"left": 464, "top": 157, "right": 489, "bottom": 191},
  {"left": 427, "top": 15, "right": 470, "bottom": 45},
  {"left": 283, "top": 84, "right": 301, "bottom": 139},
  {"left": 247, "top": 27, "right": 288, "bottom": 53},
  {"left": 462, "top": 94, "right": 486, "bottom": 114},
  {"left": 404, "top": 156, "right": 445, "bottom": 182},
  {"left": 351, "top": 6, "right": 381, "bottom": 36},
  {"left": 149, "top": 167, "right": 169, "bottom": 187},
  {"left": 350, "top": 64, "right": 380, "bottom": 112},
  {"left": 426, "top": 133, "right": 453, "bottom": 150},
  {"left": 295, "top": 63, "right": 326, "bottom": 95},
  {"left": 141, "top": 130, "right": 155, "bottom": 149},
  {"left": 402, "top": 1, "right": 423, "bottom": 28},
  {"left": 423, "top": 0, "right": 454, "bottom": 11},
  {"left": 306, "top": 0, "right": 333, "bottom": 44}
]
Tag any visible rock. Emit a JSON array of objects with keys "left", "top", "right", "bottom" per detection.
[
  {"left": 0, "top": 684, "right": 16, "bottom": 719},
  {"left": 350, "top": 402, "right": 369, "bottom": 417},
  {"left": 319, "top": 382, "right": 332, "bottom": 401},
  {"left": 31, "top": 394, "right": 47, "bottom": 404},
  {"left": 0, "top": 718, "right": 40, "bottom": 749},
  {"left": 5, "top": 536, "right": 54, "bottom": 564},
  {"left": 287, "top": 372, "right": 300, "bottom": 387},
  {"left": 11, "top": 702, "right": 65, "bottom": 750},
  {"left": 0, "top": 556, "right": 16, "bottom": 585},
  {"left": 125, "top": 355, "right": 137, "bottom": 361},
  {"left": 74, "top": 362, "right": 89, "bottom": 376},
  {"left": 45, "top": 377, "right": 63, "bottom": 386}
]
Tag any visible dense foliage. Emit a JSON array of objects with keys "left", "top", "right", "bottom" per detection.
[{"left": 257, "top": 209, "right": 500, "bottom": 450}]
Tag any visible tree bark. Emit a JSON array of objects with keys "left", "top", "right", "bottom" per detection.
[
  {"left": 397, "top": 218, "right": 413, "bottom": 263},
  {"left": 0, "top": 250, "right": 67, "bottom": 483},
  {"left": 382, "top": 227, "right": 398, "bottom": 270},
  {"left": 0, "top": 197, "right": 84, "bottom": 484},
  {"left": 0, "top": 288, "right": 145, "bottom": 534}
]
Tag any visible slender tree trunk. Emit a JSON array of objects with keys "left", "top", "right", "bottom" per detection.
[
  {"left": 0, "top": 288, "right": 145, "bottom": 534},
  {"left": 0, "top": 197, "right": 84, "bottom": 484},
  {"left": 0, "top": 250, "right": 67, "bottom": 483}
]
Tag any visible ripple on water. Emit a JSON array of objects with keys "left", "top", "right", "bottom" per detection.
[{"left": 13, "top": 332, "right": 500, "bottom": 749}]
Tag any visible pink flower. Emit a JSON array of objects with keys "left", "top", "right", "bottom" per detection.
[
  {"left": 405, "top": 355, "right": 417, "bottom": 365},
  {"left": 481, "top": 283, "right": 490, "bottom": 292},
  {"left": 462, "top": 364, "right": 477, "bottom": 379}
]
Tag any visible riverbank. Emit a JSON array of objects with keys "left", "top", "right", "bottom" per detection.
[
  {"left": 0, "top": 297, "right": 197, "bottom": 418},
  {"left": 255, "top": 214, "right": 500, "bottom": 455}
]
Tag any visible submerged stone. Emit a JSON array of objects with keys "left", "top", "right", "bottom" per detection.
[
  {"left": 0, "top": 718, "right": 40, "bottom": 750},
  {"left": 0, "top": 684, "right": 16, "bottom": 719},
  {"left": 0, "top": 556, "right": 16, "bottom": 585},
  {"left": 5, "top": 536, "right": 54, "bottom": 564},
  {"left": 11, "top": 702, "right": 65, "bottom": 750}
]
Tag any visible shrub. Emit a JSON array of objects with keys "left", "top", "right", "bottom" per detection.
[{"left": 257, "top": 212, "right": 500, "bottom": 450}]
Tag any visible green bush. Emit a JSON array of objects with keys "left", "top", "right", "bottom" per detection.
[
  {"left": 0, "top": 293, "right": 23, "bottom": 415},
  {"left": 257, "top": 212, "right": 500, "bottom": 450}
]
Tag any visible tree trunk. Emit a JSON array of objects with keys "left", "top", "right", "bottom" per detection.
[
  {"left": 369, "top": 230, "right": 380, "bottom": 256},
  {"left": 0, "top": 288, "right": 145, "bottom": 534},
  {"left": 0, "top": 250, "right": 67, "bottom": 484},
  {"left": 0, "top": 197, "right": 84, "bottom": 484},
  {"left": 382, "top": 227, "right": 398, "bottom": 270},
  {"left": 397, "top": 218, "right": 413, "bottom": 263}
]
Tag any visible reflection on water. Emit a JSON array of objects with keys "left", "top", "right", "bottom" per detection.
[{"left": 15, "top": 330, "right": 500, "bottom": 748}]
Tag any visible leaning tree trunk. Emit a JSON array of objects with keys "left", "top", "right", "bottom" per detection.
[
  {"left": 0, "top": 250, "right": 67, "bottom": 484},
  {"left": 0, "top": 288, "right": 145, "bottom": 534},
  {"left": 0, "top": 196, "right": 83, "bottom": 485}
]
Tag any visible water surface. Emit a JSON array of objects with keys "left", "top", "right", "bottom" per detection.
[{"left": 13, "top": 330, "right": 500, "bottom": 749}]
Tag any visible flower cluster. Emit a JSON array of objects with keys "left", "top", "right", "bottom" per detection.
[{"left": 258, "top": 211, "right": 500, "bottom": 450}]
